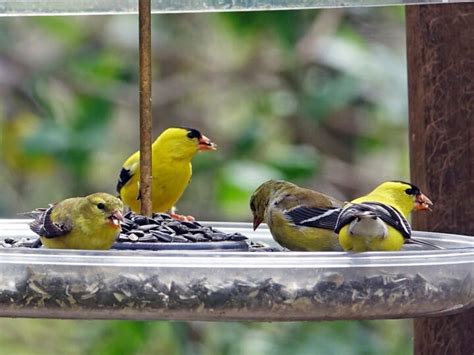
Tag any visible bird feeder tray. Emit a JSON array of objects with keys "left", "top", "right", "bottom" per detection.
[
  {"left": 0, "top": 0, "right": 471, "bottom": 16},
  {"left": 0, "top": 219, "right": 472, "bottom": 321}
]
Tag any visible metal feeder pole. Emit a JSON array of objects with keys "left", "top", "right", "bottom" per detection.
[{"left": 139, "top": 0, "right": 153, "bottom": 216}]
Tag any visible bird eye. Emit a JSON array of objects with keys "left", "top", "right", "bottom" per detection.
[
  {"left": 97, "top": 203, "right": 105, "bottom": 210},
  {"left": 405, "top": 188, "right": 413, "bottom": 195}
]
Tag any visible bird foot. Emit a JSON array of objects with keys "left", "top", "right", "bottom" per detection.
[{"left": 170, "top": 213, "right": 195, "bottom": 222}]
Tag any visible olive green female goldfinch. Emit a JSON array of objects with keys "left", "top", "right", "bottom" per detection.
[
  {"left": 116, "top": 127, "right": 216, "bottom": 216},
  {"left": 30, "top": 193, "right": 124, "bottom": 250},
  {"left": 250, "top": 180, "right": 344, "bottom": 251},
  {"left": 336, "top": 181, "right": 433, "bottom": 252}
]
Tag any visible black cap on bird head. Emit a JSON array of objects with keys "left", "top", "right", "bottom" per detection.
[
  {"left": 180, "top": 127, "right": 216, "bottom": 151},
  {"left": 391, "top": 180, "right": 433, "bottom": 211},
  {"left": 182, "top": 127, "right": 202, "bottom": 139}
]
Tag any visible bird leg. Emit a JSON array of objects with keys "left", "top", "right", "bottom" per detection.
[
  {"left": 169, "top": 206, "right": 195, "bottom": 222},
  {"left": 169, "top": 213, "right": 195, "bottom": 222}
]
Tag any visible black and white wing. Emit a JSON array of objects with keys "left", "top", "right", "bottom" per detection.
[
  {"left": 334, "top": 202, "right": 411, "bottom": 239},
  {"left": 363, "top": 202, "right": 411, "bottom": 239},
  {"left": 285, "top": 206, "right": 341, "bottom": 230},
  {"left": 116, "top": 167, "right": 134, "bottom": 194}
]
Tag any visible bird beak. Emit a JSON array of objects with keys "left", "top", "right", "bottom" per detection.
[
  {"left": 108, "top": 210, "right": 124, "bottom": 227},
  {"left": 415, "top": 193, "right": 433, "bottom": 211},
  {"left": 253, "top": 216, "right": 263, "bottom": 231},
  {"left": 198, "top": 135, "right": 217, "bottom": 151}
]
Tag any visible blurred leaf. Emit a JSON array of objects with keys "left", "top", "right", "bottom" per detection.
[
  {"left": 22, "top": 95, "right": 113, "bottom": 182},
  {"left": 337, "top": 24, "right": 368, "bottom": 47},
  {"left": 217, "top": 160, "right": 282, "bottom": 218},
  {"left": 30, "top": 79, "right": 58, "bottom": 120},
  {"left": 357, "top": 133, "right": 384, "bottom": 153},
  {"left": 72, "top": 95, "right": 112, "bottom": 131},
  {"left": 34, "top": 17, "right": 88, "bottom": 47},
  {"left": 232, "top": 122, "right": 265, "bottom": 157},
  {"left": 87, "top": 321, "right": 152, "bottom": 355},
  {"left": 191, "top": 150, "right": 222, "bottom": 173},
  {"left": 69, "top": 50, "right": 131, "bottom": 86},
  {"left": 219, "top": 11, "right": 312, "bottom": 47},
  {"left": 265, "top": 144, "right": 320, "bottom": 180},
  {"left": 0, "top": 113, "right": 56, "bottom": 175},
  {"left": 302, "top": 72, "right": 360, "bottom": 119},
  {"left": 22, "top": 121, "right": 69, "bottom": 154},
  {"left": 385, "top": 6, "right": 405, "bottom": 22}
]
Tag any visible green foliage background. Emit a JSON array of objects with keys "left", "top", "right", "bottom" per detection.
[{"left": 0, "top": 7, "right": 413, "bottom": 354}]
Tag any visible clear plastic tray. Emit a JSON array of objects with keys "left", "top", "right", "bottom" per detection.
[{"left": 0, "top": 219, "right": 473, "bottom": 321}]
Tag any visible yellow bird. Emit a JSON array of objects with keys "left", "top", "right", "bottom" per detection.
[
  {"left": 250, "top": 180, "right": 344, "bottom": 251},
  {"left": 29, "top": 192, "right": 124, "bottom": 250},
  {"left": 116, "top": 127, "right": 216, "bottom": 218},
  {"left": 335, "top": 181, "right": 433, "bottom": 252}
]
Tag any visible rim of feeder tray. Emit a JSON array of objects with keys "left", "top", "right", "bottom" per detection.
[
  {"left": 0, "top": 235, "right": 472, "bottom": 269},
  {"left": 1, "top": 220, "right": 474, "bottom": 266}
]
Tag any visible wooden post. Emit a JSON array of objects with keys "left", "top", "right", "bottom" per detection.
[
  {"left": 138, "top": 0, "right": 153, "bottom": 216},
  {"left": 406, "top": 4, "right": 474, "bottom": 355}
]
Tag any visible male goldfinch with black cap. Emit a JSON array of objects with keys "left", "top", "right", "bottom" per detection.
[
  {"left": 117, "top": 127, "right": 216, "bottom": 220},
  {"left": 335, "top": 181, "right": 433, "bottom": 251}
]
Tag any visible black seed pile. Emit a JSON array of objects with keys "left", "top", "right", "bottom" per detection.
[
  {"left": 118, "top": 211, "right": 280, "bottom": 251},
  {"left": 0, "top": 268, "right": 469, "bottom": 320},
  {"left": 119, "top": 211, "right": 250, "bottom": 245}
]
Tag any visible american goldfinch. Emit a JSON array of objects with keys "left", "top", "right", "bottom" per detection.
[
  {"left": 250, "top": 180, "right": 344, "bottom": 251},
  {"left": 29, "top": 192, "right": 124, "bottom": 250},
  {"left": 335, "top": 181, "right": 433, "bottom": 252},
  {"left": 116, "top": 127, "right": 216, "bottom": 218}
]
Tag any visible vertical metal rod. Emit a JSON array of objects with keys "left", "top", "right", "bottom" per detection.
[{"left": 139, "top": 0, "right": 152, "bottom": 216}]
